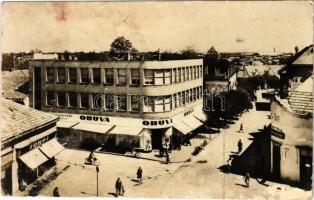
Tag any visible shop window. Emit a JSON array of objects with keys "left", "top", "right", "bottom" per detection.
[
  {"left": 131, "top": 95, "right": 141, "bottom": 112},
  {"left": 154, "top": 70, "right": 164, "bottom": 85},
  {"left": 104, "top": 68, "right": 114, "bottom": 85},
  {"left": 154, "top": 97, "right": 164, "bottom": 112},
  {"left": 177, "top": 68, "right": 181, "bottom": 83},
  {"left": 144, "top": 69, "right": 154, "bottom": 85},
  {"left": 117, "top": 95, "right": 127, "bottom": 111},
  {"left": 68, "top": 68, "right": 77, "bottom": 83},
  {"left": 80, "top": 93, "right": 89, "bottom": 108},
  {"left": 105, "top": 94, "right": 115, "bottom": 111},
  {"left": 92, "top": 94, "right": 102, "bottom": 109},
  {"left": 164, "top": 96, "right": 172, "bottom": 111},
  {"left": 80, "top": 68, "right": 89, "bottom": 83},
  {"left": 143, "top": 96, "right": 154, "bottom": 112},
  {"left": 57, "top": 92, "right": 66, "bottom": 107},
  {"left": 46, "top": 91, "right": 55, "bottom": 106},
  {"left": 117, "top": 69, "right": 127, "bottom": 85},
  {"left": 46, "top": 67, "right": 54, "bottom": 82},
  {"left": 57, "top": 68, "right": 65, "bottom": 83},
  {"left": 92, "top": 68, "right": 101, "bottom": 84},
  {"left": 68, "top": 92, "right": 77, "bottom": 107},
  {"left": 164, "top": 69, "right": 171, "bottom": 85},
  {"left": 131, "top": 69, "right": 140, "bottom": 86}
]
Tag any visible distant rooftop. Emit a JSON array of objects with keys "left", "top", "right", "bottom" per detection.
[
  {"left": 292, "top": 45, "right": 313, "bottom": 65},
  {"left": 245, "top": 64, "right": 283, "bottom": 78},
  {"left": 1, "top": 98, "right": 59, "bottom": 145}
]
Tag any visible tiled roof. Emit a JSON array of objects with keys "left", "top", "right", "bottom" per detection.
[
  {"left": 1, "top": 98, "right": 58, "bottom": 144},
  {"left": 288, "top": 77, "right": 313, "bottom": 114},
  {"left": 245, "top": 64, "right": 283, "bottom": 78},
  {"left": 292, "top": 45, "right": 313, "bottom": 65},
  {"left": 2, "top": 70, "right": 29, "bottom": 99}
]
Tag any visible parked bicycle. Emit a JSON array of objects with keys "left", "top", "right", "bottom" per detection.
[
  {"left": 125, "top": 148, "right": 141, "bottom": 158},
  {"left": 85, "top": 157, "right": 100, "bottom": 166}
]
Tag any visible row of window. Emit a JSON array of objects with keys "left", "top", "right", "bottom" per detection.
[
  {"left": 45, "top": 65, "right": 202, "bottom": 86},
  {"left": 46, "top": 86, "right": 203, "bottom": 113}
]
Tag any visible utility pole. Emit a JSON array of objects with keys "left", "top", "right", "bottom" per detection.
[{"left": 96, "top": 166, "right": 99, "bottom": 196}]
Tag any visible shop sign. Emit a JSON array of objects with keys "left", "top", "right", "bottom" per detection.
[
  {"left": 29, "top": 136, "right": 51, "bottom": 151},
  {"left": 142, "top": 119, "right": 173, "bottom": 126},
  {"left": 271, "top": 129, "right": 285, "bottom": 139},
  {"left": 79, "top": 115, "right": 110, "bottom": 122}
]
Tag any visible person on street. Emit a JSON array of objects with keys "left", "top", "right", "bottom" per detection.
[
  {"left": 239, "top": 123, "right": 244, "bottom": 133},
  {"left": 166, "top": 152, "right": 170, "bottom": 164},
  {"left": 88, "top": 151, "right": 95, "bottom": 163},
  {"left": 243, "top": 172, "right": 250, "bottom": 187},
  {"left": 53, "top": 187, "right": 60, "bottom": 197},
  {"left": 115, "top": 177, "right": 122, "bottom": 196},
  {"left": 137, "top": 167, "right": 143, "bottom": 183},
  {"left": 237, "top": 139, "right": 243, "bottom": 154}
]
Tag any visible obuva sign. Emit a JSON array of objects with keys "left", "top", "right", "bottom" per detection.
[
  {"left": 142, "top": 119, "right": 173, "bottom": 126},
  {"left": 80, "top": 115, "right": 110, "bottom": 122}
]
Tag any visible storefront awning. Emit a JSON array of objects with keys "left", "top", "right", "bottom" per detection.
[
  {"left": 173, "top": 121, "right": 193, "bottom": 135},
  {"left": 19, "top": 148, "right": 48, "bottom": 171},
  {"left": 109, "top": 126, "right": 143, "bottom": 136},
  {"left": 39, "top": 138, "right": 65, "bottom": 159},
  {"left": 193, "top": 110, "right": 207, "bottom": 122},
  {"left": 57, "top": 121, "right": 78, "bottom": 128},
  {"left": 183, "top": 116, "right": 203, "bottom": 130},
  {"left": 72, "top": 123, "right": 113, "bottom": 134},
  {"left": 173, "top": 115, "right": 203, "bottom": 135}
]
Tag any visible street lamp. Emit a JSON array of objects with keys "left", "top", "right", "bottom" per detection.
[{"left": 96, "top": 166, "right": 99, "bottom": 196}]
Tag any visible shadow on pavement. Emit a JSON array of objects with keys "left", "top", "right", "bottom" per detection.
[
  {"left": 108, "top": 192, "right": 118, "bottom": 197},
  {"left": 81, "top": 191, "right": 97, "bottom": 196},
  {"left": 235, "top": 183, "right": 248, "bottom": 188}
]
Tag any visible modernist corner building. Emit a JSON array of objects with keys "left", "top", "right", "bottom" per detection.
[{"left": 28, "top": 59, "right": 206, "bottom": 151}]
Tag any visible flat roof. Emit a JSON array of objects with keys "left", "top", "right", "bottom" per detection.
[{"left": 29, "top": 59, "right": 203, "bottom": 69}]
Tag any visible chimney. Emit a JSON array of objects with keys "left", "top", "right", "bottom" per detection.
[{"left": 127, "top": 52, "right": 131, "bottom": 61}]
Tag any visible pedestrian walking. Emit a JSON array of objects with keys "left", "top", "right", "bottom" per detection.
[
  {"left": 137, "top": 167, "right": 143, "bottom": 183},
  {"left": 243, "top": 172, "right": 250, "bottom": 187},
  {"left": 53, "top": 187, "right": 60, "bottom": 197},
  {"left": 115, "top": 177, "right": 122, "bottom": 196},
  {"left": 166, "top": 152, "right": 170, "bottom": 164},
  {"left": 237, "top": 139, "right": 243, "bottom": 153},
  {"left": 239, "top": 123, "right": 244, "bottom": 133}
]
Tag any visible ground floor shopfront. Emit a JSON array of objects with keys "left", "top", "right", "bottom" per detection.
[
  {"left": 4, "top": 127, "right": 65, "bottom": 195},
  {"left": 56, "top": 106, "right": 207, "bottom": 153}
]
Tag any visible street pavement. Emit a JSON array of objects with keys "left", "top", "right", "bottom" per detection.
[{"left": 18, "top": 107, "right": 312, "bottom": 199}]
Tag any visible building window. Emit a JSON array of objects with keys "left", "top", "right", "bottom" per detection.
[
  {"left": 200, "top": 65, "right": 203, "bottom": 77},
  {"left": 131, "top": 95, "right": 141, "bottom": 112},
  {"left": 189, "top": 66, "right": 193, "bottom": 80},
  {"left": 172, "top": 69, "right": 176, "bottom": 84},
  {"left": 164, "top": 96, "right": 172, "bottom": 111},
  {"left": 68, "top": 92, "right": 77, "bottom": 107},
  {"left": 117, "top": 69, "right": 127, "bottom": 85},
  {"left": 105, "top": 94, "right": 115, "bottom": 111},
  {"left": 80, "top": 68, "right": 89, "bottom": 83},
  {"left": 104, "top": 68, "right": 114, "bottom": 85},
  {"left": 193, "top": 66, "right": 196, "bottom": 80},
  {"left": 68, "top": 68, "right": 77, "bottom": 83},
  {"left": 144, "top": 70, "right": 154, "bottom": 85},
  {"left": 92, "top": 68, "right": 101, "bottom": 84},
  {"left": 182, "top": 91, "right": 186, "bottom": 105},
  {"left": 177, "top": 68, "right": 181, "bottom": 83},
  {"left": 164, "top": 69, "right": 171, "bottom": 85},
  {"left": 186, "top": 67, "right": 190, "bottom": 81},
  {"left": 92, "top": 93, "right": 102, "bottom": 109},
  {"left": 46, "top": 67, "right": 54, "bottom": 82},
  {"left": 57, "top": 92, "right": 66, "bottom": 107},
  {"left": 182, "top": 67, "right": 186, "bottom": 82},
  {"left": 196, "top": 65, "right": 199, "bottom": 78},
  {"left": 57, "top": 68, "right": 65, "bottom": 83},
  {"left": 46, "top": 91, "right": 55, "bottom": 106},
  {"left": 117, "top": 95, "right": 127, "bottom": 111},
  {"left": 131, "top": 69, "right": 140, "bottom": 86},
  {"left": 143, "top": 96, "right": 154, "bottom": 112},
  {"left": 80, "top": 93, "right": 89, "bottom": 108},
  {"left": 154, "top": 70, "right": 164, "bottom": 85},
  {"left": 154, "top": 97, "right": 164, "bottom": 112}
]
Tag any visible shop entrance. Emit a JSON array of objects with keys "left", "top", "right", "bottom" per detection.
[
  {"left": 299, "top": 148, "right": 312, "bottom": 189},
  {"left": 151, "top": 129, "right": 163, "bottom": 149},
  {"left": 272, "top": 141, "right": 281, "bottom": 179}
]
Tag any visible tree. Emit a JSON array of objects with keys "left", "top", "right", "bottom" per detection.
[
  {"left": 108, "top": 36, "right": 138, "bottom": 61},
  {"left": 180, "top": 46, "right": 199, "bottom": 59},
  {"left": 204, "top": 46, "right": 219, "bottom": 74}
]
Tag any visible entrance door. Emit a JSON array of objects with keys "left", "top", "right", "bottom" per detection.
[
  {"left": 300, "top": 148, "right": 312, "bottom": 189},
  {"left": 151, "top": 129, "right": 163, "bottom": 149},
  {"left": 33, "top": 67, "right": 42, "bottom": 110},
  {"left": 272, "top": 141, "right": 281, "bottom": 179}
]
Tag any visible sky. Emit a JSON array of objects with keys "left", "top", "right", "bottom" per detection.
[{"left": 1, "top": 1, "right": 313, "bottom": 54}]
